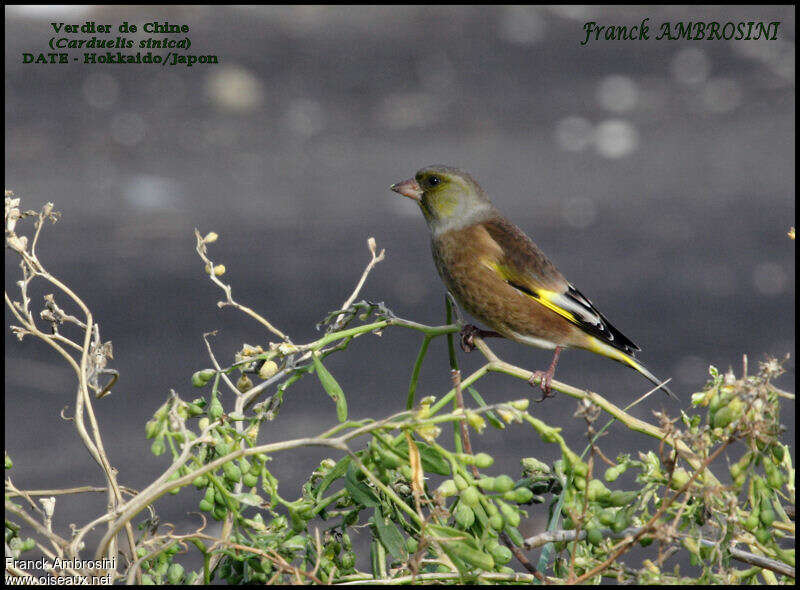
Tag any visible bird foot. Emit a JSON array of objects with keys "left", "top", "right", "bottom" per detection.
[
  {"left": 459, "top": 325, "right": 480, "bottom": 352},
  {"left": 529, "top": 346, "right": 562, "bottom": 402},
  {"left": 459, "top": 325, "right": 502, "bottom": 352},
  {"left": 529, "top": 370, "right": 556, "bottom": 402}
]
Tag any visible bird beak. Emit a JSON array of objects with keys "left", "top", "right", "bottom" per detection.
[{"left": 390, "top": 178, "right": 423, "bottom": 201}]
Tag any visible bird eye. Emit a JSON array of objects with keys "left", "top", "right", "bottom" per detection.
[{"left": 428, "top": 175, "right": 441, "bottom": 187}]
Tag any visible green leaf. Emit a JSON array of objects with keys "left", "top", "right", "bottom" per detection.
[
  {"left": 373, "top": 506, "right": 408, "bottom": 560},
  {"left": 417, "top": 442, "right": 451, "bottom": 476},
  {"left": 315, "top": 456, "right": 350, "bottom": 502},
  {"left": 467, "top": 387, "right": 505, "bottom": 430},
  {"left": 312, "top": 354, "right": 348, "bottom": 422},
  {"left": 345, "top": 463, "right": 379, "bottom": 507}
]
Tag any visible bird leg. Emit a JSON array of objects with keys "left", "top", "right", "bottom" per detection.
[
  {"left": 459, "top": 324, "right": 502, "bottom": 352},
  {"left": 530, "top": 346, "right": 562, "bottom": 401}
]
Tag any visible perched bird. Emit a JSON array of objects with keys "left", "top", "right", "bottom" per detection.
[{"left": 390, "top": 165, "right": 676, "bottom": 400}]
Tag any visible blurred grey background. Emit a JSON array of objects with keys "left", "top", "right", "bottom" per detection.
[{"left": 5, "top": 5, "right": 795, "bottom": 569}]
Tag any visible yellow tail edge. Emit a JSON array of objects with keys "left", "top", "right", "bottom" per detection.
[{"left": 585, "top": 337, "right": 678, "bottom": 401}]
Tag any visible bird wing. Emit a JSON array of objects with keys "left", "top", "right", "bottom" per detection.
[{"left": 481, "top": 217, "right": 640, "bottom": 355}]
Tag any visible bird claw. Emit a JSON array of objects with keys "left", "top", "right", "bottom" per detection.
[
  {"left": 459, "top": 324, "right": 479, "bottom": 353},
  {"left": 530, "top": 370, "right": 556, "bottom": 402}
]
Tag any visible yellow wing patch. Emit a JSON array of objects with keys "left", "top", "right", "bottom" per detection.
[{"left": 485, "top": 261, "right": 578, "bottom": 324}]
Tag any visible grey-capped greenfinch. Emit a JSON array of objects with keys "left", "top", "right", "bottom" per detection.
[{"left": 390, "top": 165, "right": 675, "bottom": 400}]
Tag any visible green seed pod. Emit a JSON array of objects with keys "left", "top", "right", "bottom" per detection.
[
  {"left": 504, "top": 526, "right": 524, "bottom": 547},
  {"left": 492, "top": 475, "right": 515, "bottom": 493},
  {"left": 759, "top": 508, "right": 776, "bottom": 527},
  {"left": 754, "top": 527, "right": 771, "bottom": 545},
  {"left": 339, "top": 551, "right": 356, "bottom": 570},
  {"left": 223, "top": 462, "right": 242, "bottom": 483},
  {"left": 437, "top": 479, "right": 459, "bottom": 497},
  {"left": 587, "top": 479, "right": 611, "bottom": 502},
  {"left": 19, "top": 538, "right": 36, "bottom": 552},
  {"left": 198, "top": 417, "right": 210, "bottom": 431},
  {"left": 483, "top": 499, "right": 499, "bottom": 516},
  {"left": 454, "top": 502, "right": 475, "bottom": 528},
  {"left": 208, "top": 398, "right": 224, "bottom": 421},
  {"left": 145, "top": 420, "right": 160, "bottom": 439},
  {"left": 487, "top": 543, "right": 513, "bottom": 565},
  {"left": 712, "top": 397, "right": 744, "bottom": 429},
  {"left": 608, "top": 490, "right": 637, "bottom": 507},
  {"left": 598, "top": 508, "right": 617, "bottom": 526},
  {"left": 573, "top": 476, "right": 586, "bottom": 491},
  {"left": 405, "top": 537, "right": 419, "bottom": 554},
  {"left": 191, "top": 369, "right": 214, "bottom": 388},
  {"left": 150, "top": 439, "right": 165, "bottom": 456},
  {"left": 198, "top": 499, "right": 214, "bottom": 512},
  {"left": 771, "top": 444, "right": 785, "bottom": 462},
  {"left": 187, "top": 403, "right": 204, "bottom": 417},
  {"left": 476, "top": 477, "right": 496, "bottom": 491},
  {"left": 473, "top": 453, "right": 494, "bottom": 468},
  {"left": 604, "top": 466, "right": 622, "bottom": 482},
  {"left": 141, "top": 574, "right": 155, "bottom": 585},
  {"left": 242, "top": 473, "right": 259, "bottom": 488},
  {"left": 586, "top": 526, "right": 603, "bottom": 547},
  {"left": 611, "top": 509, "right": 629, "bottom": 533},
  {"left": 212, "top": 505, "right": 227, "bottom": 521},
  {"left": 167, "top": 563, "right": 184, "bottom": 584},
  {"left": 454, "top": 474, "right": 468, "bottom": 491},
  {"left": 460, "top": 486, "right": 481, "bottom": 507},
  {"left": 503, "top": 487, "right": 534, "bottom": 504},
  {"left": 571, "top": 460, "right": 589, "bottom": 478},
  {"left": 446, "top": 541, "right": 495, "bottom": 571},
  {"left": 498, "top": 500, "right": 520, "bottom": 528},
  {"left": 236, "top": 374, "right": 253, "bottom": 393},
  {"left": 669, "top": 468, "right": 691, "bottom": 490},
  {"left": 489, "top": 513, "right": 504, "bottom": 531}
]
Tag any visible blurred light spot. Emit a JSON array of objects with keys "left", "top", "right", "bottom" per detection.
[
  {"left": 671, "top": 47, "right": 710, "bottom": 85},
  {"left": 284, "top": 98, "right": 325, "bottom": 138},
  {"left": 545, "top": 6, "right": 589, "bottom": 20},
  {"left": 594, "top": 119, "right": 638, "bottom": 159},
  {"left": 110, "top": 112, "right": 146, "bottom": 146},
  {"left": 752, "top": 262, "right": 787, "bottom": 296},
  {"left": 561, "top": 196, "right": 597, "bottom": 229},
  {"left": 123, "top": 175, "right": 181, "bottom": 210},
  {"left": 597, "top": 75, "right": 639, "bottom": 112},
  {"left": 376, "top": 92, "right": 439, "bottom": 130},
  {"left": 499, "top": 6, "right": 545, "bottom": 44},
  {"left": 554, "top": 116, "right": 593, "bottom": 152},
  {"left": 673, "top": 355, "right": 709, "bottom": 386},
  {"left": 82, "top": 73, "right": 119, "bottom": 109},
  {"left": 206, "top": 66, "right": 263, "bottom": 112},
  {"left": 702, "top": 78, "right": 742, "bottom": 113}
]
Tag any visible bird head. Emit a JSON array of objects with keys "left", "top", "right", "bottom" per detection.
[{"left": 390, "top": 165, "right": 493, "bottom": 233}]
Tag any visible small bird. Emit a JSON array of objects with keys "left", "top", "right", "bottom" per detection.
[{"left": 390, "top": 165, "right": 676, "bottom": 400}]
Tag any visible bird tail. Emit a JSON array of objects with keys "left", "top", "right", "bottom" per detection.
[{"left": 585, "top": 337, "right": 678, "bottom": 401}]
